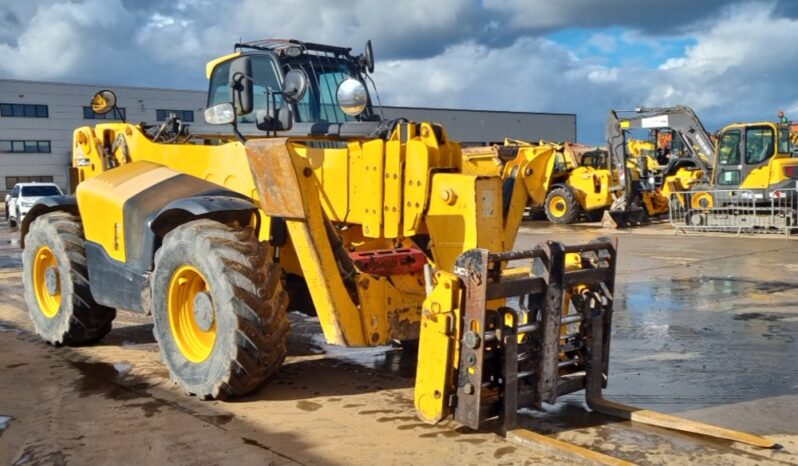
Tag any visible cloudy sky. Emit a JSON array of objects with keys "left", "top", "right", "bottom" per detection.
[{"left": 1, "top": 0, "right": 797, "bottom": 143}]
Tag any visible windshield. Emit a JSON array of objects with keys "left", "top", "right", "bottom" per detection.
[
  {"left": 207, "top": 52, "right": 369, "bottom": 126},
  {"left": 21, "top": 185, "right": 60, "bottom": 197},
  {"left": 282, "top": 55, "right": 362, "bottom": 123}
]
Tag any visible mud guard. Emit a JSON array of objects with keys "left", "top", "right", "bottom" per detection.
[{"left": 20, "top": 195, "right": 79, "bottom": 247}]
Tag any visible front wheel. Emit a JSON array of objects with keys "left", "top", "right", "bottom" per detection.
[
  {"left": 545, "top": 187, "right": 582, "bottom": 224},
  {"left": 22, "top": 212, "right": 116, "bottom": 345},
  {"left": 150, "top": 220, "right": 289, "bottom": 399}
]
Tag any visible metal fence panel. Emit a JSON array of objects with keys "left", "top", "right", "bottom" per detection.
[{"left": 669, "top": 188, "right": 798, "bottom": 235}]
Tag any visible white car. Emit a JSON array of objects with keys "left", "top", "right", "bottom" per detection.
[{"left": 5, "top": 183, "right": 63, "bottom": 228}]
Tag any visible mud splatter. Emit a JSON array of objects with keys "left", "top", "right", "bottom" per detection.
[
  {"left": 733, "top": 312, "right": 786, "bottom": 322},
  {"left": 493, "top": 446, "right": 516, "bottom": 459},
  {"left": 123, "top": 400, "right": 164, "bottom": 418},
  {"left": 296, "top": 400, "right": 322, "bottom": 412},
  {"left": 196, "top": 413, "right": 234, "bottom": 426}
]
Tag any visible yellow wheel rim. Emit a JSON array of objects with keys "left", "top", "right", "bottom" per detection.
[
  {"left": 691, "top": 192, "right": 714, "bottom": 210},
  {"left": 549, "top": 196, "right": 567, "bottom": 218},
  {"left": 33, "top": 245, "right": 61, "bottom": 319},
  {"left": 167, "top": 265, "right": 216, "bottom": 363}
]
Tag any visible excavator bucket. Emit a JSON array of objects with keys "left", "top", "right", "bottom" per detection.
[{"left": 600, "top": 206, "right": 650, "bottom": 229}]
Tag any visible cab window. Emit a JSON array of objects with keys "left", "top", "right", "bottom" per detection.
[
  {"left": 207, "top": 54, "right": 284, "bottom": 124},
  {"left": 745, "top": 126, "right": 774, "bottom": 165},
  {"left": 283, "top": 55, "right": 359, "bottom": 123},
  {"left": 717, "top": 130, "right": 741, "bottom": 166},
  {"left": 778, "top": 128, "right": 791, "bottom": 154}
]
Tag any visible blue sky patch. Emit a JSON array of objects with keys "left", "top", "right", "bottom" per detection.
[{"left": 546, "top": 27, "right": 696, "bottom": 69}]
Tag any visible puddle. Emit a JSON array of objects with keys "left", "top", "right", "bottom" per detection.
[
  {"left": 69, "top": 360, "right": 145, "bottom": 401},
  {"left": 0, "top": 255, "right": 22, "bottom": 269},
  {"left": 605, "top": 277, "right": 798, "bottom": 412},
  {"left": 733, "top": 312, "right": 786, "bottom": 322},
  {"left": 0, "top": 415, "right": 10, "bottom": 434},
  {"left": 114, "top": 363, "right": 132, "bottom": 376}
]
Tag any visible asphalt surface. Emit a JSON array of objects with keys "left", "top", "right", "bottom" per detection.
[{"left": 1, "top": 216, "right": 797, "bottom": 465}]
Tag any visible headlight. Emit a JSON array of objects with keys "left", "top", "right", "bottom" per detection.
[{"left": 19, "top": 199, "right": 35, "bottom": 208}]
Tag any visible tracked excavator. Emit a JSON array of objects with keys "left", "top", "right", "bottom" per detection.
[
  {"left": 19, "top": 39, "right": 774, "bottom": 461},
  {"left": 603, "top": 106, "right": 798, "bottom": 228}
]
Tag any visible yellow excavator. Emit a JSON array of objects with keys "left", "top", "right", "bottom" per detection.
[
  {"left": 462, "top": 139, "right": 613, "bottom": 224},
  {"left": 603, "top": 106, "right": 798, "bottom": 228},
  {"left": 18, "top": 39, "right": 773, "bottom": 459}
]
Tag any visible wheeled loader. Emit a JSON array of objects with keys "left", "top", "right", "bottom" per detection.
[
  {"left": 20, "top": 39, "right": 773, "bottom": 459},
  {"left": 462, "top": 139, "right": 613, "bottom": 224}
]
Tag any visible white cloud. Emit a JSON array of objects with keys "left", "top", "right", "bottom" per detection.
[
  {"left": 0, "top": 0, "right": 133, "bottom": 79},
  {"left": 0, "top": 0, "right": 797, "bottom": 143}
]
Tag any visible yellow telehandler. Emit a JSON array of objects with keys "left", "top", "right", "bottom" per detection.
[
  {"left": 462, "top": 139, "right": 613, "bottom": 224},
  {"left": 19, "top": 39, "right": 772, "bottom": 458}
]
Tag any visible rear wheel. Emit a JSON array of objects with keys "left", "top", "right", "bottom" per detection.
[
  {"left": 22, "top": 212, "right": 116, "bottom": 345},
  {"left": 150, "top": 220, "right": 289, "bottom": 399},
  {"left": 545, "top": 187, "right": 581, "bottom": 224}
]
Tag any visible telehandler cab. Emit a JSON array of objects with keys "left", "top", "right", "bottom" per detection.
[{"left": 20, "top": 39, "right": 773, "bottom": 457}]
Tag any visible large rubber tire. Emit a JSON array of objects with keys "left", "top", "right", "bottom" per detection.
[
  {"left": 150, "top": 220, "right": 289, "bottom": 399},
  {"left": 544, "top": 187, "right": 582, "bottom": 224},
  {"left": 22, "top": 212, "right": 116, "bottom": 345}
]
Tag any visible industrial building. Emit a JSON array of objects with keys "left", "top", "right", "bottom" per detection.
[{"left": 0, "top": 79, "right": 576, "bottom": 193}]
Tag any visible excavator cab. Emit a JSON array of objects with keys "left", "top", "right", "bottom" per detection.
[{"left": 714, "top": 122, "right": 797, "bottom": 190}]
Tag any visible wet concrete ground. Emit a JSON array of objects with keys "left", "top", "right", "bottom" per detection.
[{"left": 0, "top": 217, "right": 797, "bottom": 465}]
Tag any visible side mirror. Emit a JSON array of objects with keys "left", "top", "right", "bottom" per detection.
[
  {"left": 204, "top": 103, "right": 236, "bottom": 125},
  {"left": 91, "top": 90, "right": 117, "bottom": 115},
  {"left": 364, "top": 40, "right": 375, "bottom": 73},
  {"left": 336, "top": 78, "right": 368, "bottom": 116},
  {"left": 4, "top": 194, "right": 9, "bottom": 203},
  {"left": 282, "top": 69, "right": 308, "bottom": 104},
  {"left": 229, "top": 57, "right": 253, "bottom": 115}
]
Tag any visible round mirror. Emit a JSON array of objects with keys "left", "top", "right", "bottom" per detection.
[
  {"left": 336, "top": 78, "right": 368, "bottom": 116},
  {"left": 91, "top": 90, "right": 117, "bottom": 114},
  {"left": 364, "top": 40, "right": 375, "bottom": 74},
  {"left": 283, "top": 69, "right": 308, "bottom": 104}
]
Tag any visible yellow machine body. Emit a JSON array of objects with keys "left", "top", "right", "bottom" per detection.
[{"left": 462, "top": 140, "right": 613, "bottom": 222}]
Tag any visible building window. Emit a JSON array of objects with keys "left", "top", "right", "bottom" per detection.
[
  {"left": 0, "top": 103, "right": 48, "bottom": 118},
  {"left": 5, "top": 175, "right": 54, "bottom": 190},
  {"left": 156, "top": 109, "right": 194, "bottom": 122},
  {"left": 83, "top": 106, "right": 126, "bottom": 120},
  {"left": 0, "top": 140, "right": 52, "bottom": 153}
]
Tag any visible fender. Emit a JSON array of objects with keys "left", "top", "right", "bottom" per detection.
[
  {"left": 20, "top": 195, "right": 79, "bottom": 247},
  {"left": 145, "top": 194, "right": 258, "bottom": 269},
  {"left": 81, "top": 168, "right": 259, "bottom": 313}
]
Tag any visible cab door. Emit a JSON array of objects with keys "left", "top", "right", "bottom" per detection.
[
  {"left": 715, "top": 129, "right": 742, "bottom": 187},
  {"left": 740, "top": 125, "right": 776, "bottom": 187}
]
